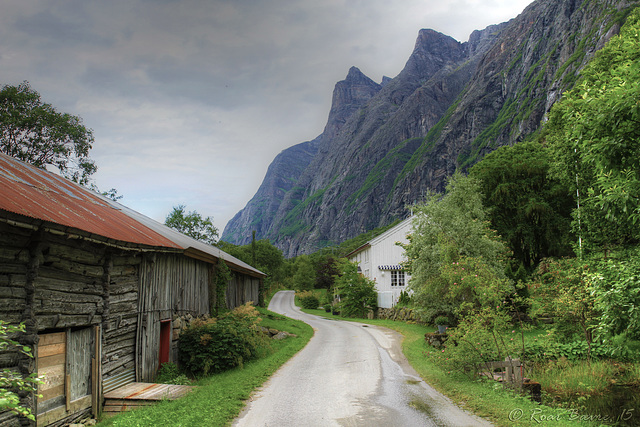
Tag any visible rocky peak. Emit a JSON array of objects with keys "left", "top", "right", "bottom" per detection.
[
  {"left": 399, "top": 29, "right": 467, "bottom": 80},
  {"left": 324, "top": 66, "right": 382, "bottom": 139}
]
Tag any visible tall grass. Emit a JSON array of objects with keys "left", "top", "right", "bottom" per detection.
[{"left": 531, "top": 359, "right": 616, "bottom": 397}]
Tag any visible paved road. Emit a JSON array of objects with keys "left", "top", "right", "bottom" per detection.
[{"left": 233, "top": 291, "right": 491, "bottom": 427}]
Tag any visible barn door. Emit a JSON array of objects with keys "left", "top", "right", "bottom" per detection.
[
  {"left": 159, "top": 320, "right": 171, "bottom": 367},
  {"left": 36, "top": 327, "right": 97, "bottom": 426},
  {"left": 68, "top": 327, "right": 93, "bottom": 402}
]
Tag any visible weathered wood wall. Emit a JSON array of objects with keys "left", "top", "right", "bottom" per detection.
[
  {"left": 225, "top": 272, "right": 260, "bottom": 310},
  {"left": 137, "top": 253, "right": 210, "bottom": 382},
  {"left": 0, "top": 220, "right": 141, "bottom": 426},
  {"left": 0, "top": 220, "right": 37, "bottom": 427},
  {"left": 1, "top": 218, "right": 263, "bottom": 424},
  {"left": 101, "top": 254, "right": 140, "bottom": 385}
]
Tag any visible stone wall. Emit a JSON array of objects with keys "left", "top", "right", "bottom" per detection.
[{"left": 375, "top": 306, "right": 422, "bottom": 322}]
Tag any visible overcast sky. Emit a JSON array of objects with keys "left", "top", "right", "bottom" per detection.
[{"left": 1, "top": 0, "right": 532, "bottom": 235}]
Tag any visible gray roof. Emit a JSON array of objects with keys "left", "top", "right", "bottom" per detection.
[{"left": 99, "top": 194, "right": 266, "bottom": 278}]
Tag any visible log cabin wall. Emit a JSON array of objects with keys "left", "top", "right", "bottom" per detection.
[
  {"left": 0, "top": 220, "right": 32, "bottom": 427},
  {"left": 137, "top": 253, "right": 210, "bottom": 382},
  {"left": 100, "top": 253, "right": 141, "bottom": 393},
  {"left": 0, "top": 220, "right": 143, "bottom": 426}
]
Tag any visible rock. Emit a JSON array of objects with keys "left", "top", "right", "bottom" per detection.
[{"left": 272, "top": 331, "right": 290, "bottom": 340}]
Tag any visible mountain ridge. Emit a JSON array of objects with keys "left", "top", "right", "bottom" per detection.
[{"left": 222, "top": 0, "right": 636, "bottom": 257}]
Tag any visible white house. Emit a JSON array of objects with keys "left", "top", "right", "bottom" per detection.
[{"left": 347, "top": 217, "right": 413, "bottom": 308}]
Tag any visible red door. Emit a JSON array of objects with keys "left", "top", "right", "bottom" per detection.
[{"left": 159, "top": 320, "right": 171, "bottom": 367}]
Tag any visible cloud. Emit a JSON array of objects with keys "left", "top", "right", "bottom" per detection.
[{"left": 0, "top": 0, "right": 532, "bottom": 232}]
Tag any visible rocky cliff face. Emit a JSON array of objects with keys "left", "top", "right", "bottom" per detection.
[{"left": 222, "top": 0, "right": 634, "bottom": 257}]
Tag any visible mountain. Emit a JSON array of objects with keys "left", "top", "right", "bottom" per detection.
[{"left": 222, "top": 0, "right": 636, "bottom": 257}]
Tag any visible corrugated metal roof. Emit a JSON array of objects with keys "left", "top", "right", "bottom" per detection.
[
  {"left": 0, "top": 153, "right": 265, "bottom": 277},
  {"left": 0, "top": 153, "right": 179, "bottom": 248},
  {"left": 103, "top": 197, "right": 266, "bottom": 277}
]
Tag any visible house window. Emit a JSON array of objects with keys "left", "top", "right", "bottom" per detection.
[{"left": 391, "top": 270, "right": 405, "bottom": 287}]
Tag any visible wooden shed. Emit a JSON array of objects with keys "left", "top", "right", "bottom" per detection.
[{"left": 0, "top": 153, "right": 265, "bottom": 426}]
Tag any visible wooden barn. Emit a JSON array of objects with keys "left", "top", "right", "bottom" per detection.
[{"left": 0, "top": 153, "right": 265, "bottom": 426}]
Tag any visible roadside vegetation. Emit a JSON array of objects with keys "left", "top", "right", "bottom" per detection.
[
  {"left": 292, "top": 10, "right": 640, "bottom": 426},
  {"left": 97, "top": 307, "right": 312, "bottom": 426}
]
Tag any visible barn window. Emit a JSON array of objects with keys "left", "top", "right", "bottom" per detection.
[{"left": 390, "top": 270, "right": 405, "bottom": 287}]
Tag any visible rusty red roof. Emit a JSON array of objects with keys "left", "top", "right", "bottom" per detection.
[{"left": 0, "top": 152, "right": 180, "bottom": 248}]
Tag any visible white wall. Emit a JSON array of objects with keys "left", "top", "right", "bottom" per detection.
[{"left": 349, "top": 217, "right": 413, "bottom": 308}]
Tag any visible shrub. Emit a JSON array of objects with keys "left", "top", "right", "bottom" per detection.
[
  {"left": 335, "top": 260, "right": 378, "bottom": 318},
  {"left": 588, "top": 251, "right": 640, "bottom": 341},
  {"left": 437, "top": 307, "right": 520, "bottom": 375},
  {"left": 297, "top": 291, "right": 320, "bottom": 309},
  {"left": 0, "top": 322, "right": 42, "bottom": 421},
  {"left": 178, "top": 303, "right": 271, "bottom": 376},
  {"left": 156, "top": 362, "right": 192, "bottom": 385}
]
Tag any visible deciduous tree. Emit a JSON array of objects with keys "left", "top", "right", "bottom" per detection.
[
  {"left": 545, "top": 8, "right": 640, "bottom": 247},
  {"left": 0, "top": 81, "right": 96, "bottom": 185},
  {"left": 165, "top": 205, "right": 219, "bottom": 245},
  {"left": 470, "top": 141, "right": 574, "bottom": 271}
]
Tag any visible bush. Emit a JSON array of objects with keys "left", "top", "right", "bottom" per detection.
[
  {"left": 335, "top": 260, "right": 378, "bottom": 318},
  {"left": 156, "top": 362, "right": 192, "bottom": 385},
  {"left": 297, "top": 291, "right": 320, "bottom": 309},
  {"left": 178, "top": 303, "right": 271, "bottom": 376}
]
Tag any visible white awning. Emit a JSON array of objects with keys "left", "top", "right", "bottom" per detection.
[{"left": 378, "top": 265, "right": 403, "bottom": 271}]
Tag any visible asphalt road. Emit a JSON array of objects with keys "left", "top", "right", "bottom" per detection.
[{"left": 233, "top": 290, "right": 492, "bottom": 427}]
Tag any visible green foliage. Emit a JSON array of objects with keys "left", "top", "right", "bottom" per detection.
[
  {"left": 292, "top": 255, "right": 315, "bottom": 291},
  {"left": 0, "top": 322, "right": 43, "bottom": 421},
  {"left": 531, "top": 359, "right": 617, "bottom": 399},
  {"left": 396, "top": 290, "right": 412, "bottom": 307},
  {"left": 0, "top": 81, "right": 96, "bottom": 185},
  {"left": 214, "top": 258, "right": 231, "bottom": 315},
  {"left": 433, "top": 307, "right": 521, "bottom": 375},
  {"left": 545, "top": 7, "right": 640, "bottom": 247},
  {"left": 165, "top": 205, "right": 219, "bottom": 245},
  {"left": 402, "top": 172, "right": 510, "bottom": 321},
  {"left": 470, "top": 141, "right": 574, "bottom": 271},
  {"left": 296, "top": 291, "right": 320, "bottom": 309},
  {"left": 178, "top": 304, "right": 271, "bottom": 376},
  {"left": 587, "top": 249, "right": 640, "bottom": 341},
  {"left": 314, "top": 255, "right": 339, "bottom": 290},
  {"left": 334, "top": 260, "right": 378, "bottom": 318},
  {"left": 155, "top": 362, "right": 192, "bottom": 385},
  {"left": 219, "top": 239, "right": 285, "bottom": 284},
  {"left": 529, "top": 257, "right": 597, "bottom": 344}
]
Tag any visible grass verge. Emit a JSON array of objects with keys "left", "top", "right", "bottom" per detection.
[
  {"left": 97, "top": 308, "right": 313, "bottom": 427},
  {"left": 301, "top": 307, "right": 603, "bottom": 427}
]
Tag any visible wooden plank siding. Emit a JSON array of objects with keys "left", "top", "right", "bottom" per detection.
[
  {"left": 137, "top": 254, "right": 210, "bottom": 382},
  {"left": 37, "top": 332, "right": 66, "bottom": 412},
  {"left": 1, "top": 216, "right": 262, "bottom": 425},
  {"left": 226, "top": 273, "right": 260, "bottom": 310}
]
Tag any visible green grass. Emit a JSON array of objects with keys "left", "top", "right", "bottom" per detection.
[
  {"left": 300, "top": 308, "right": 603, "bottom": 426},
  {"left": 97, "top": 308, "right": 313, "bottom": 427}
]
